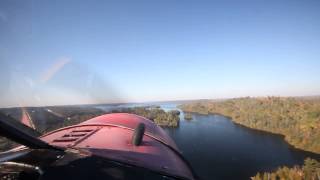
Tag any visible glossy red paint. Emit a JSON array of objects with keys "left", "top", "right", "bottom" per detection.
[{"left": 40, "top": 113, "right": 195, "bottom": 180}]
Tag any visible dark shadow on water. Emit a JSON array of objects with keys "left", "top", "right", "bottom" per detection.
[{"left": 164, "top": 113, "right": 320, "bottom": 180}]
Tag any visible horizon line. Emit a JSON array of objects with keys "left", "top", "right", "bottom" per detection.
[{"left": 1, "top": 94, "right": 320, "bottom": 109}]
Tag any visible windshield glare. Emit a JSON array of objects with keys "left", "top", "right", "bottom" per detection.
[{"left": 1, "top": 1, "right": 320, "bottom": 180}]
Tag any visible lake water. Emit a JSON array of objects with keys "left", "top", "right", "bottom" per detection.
[
  {"left": 165, "top": 113, "right": 320, "bottom": 179},
  {"left": 97, "top": 103, "right": 320, "bottom": 180}
]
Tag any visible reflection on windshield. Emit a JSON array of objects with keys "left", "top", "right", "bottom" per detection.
[{"left": 1, "top": 0, "right": 320, "bottom": 179}]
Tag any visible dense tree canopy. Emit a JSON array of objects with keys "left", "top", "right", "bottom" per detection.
[
  {"left": 252, "top": 158, "right": 320, "bottom": 180},
  {"left": 180, "top": 97, "right": 320, "bottom": 154}
]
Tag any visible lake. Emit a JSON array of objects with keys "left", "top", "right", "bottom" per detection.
[
  {"left": 97, "top": 102, "right": 320, "bottom": 179},
  {"left": 158, "top": 103, "right": 320, "bottom": 180},
  {"left": 2, "top": 103, "right": 319, "bottom": 179}
]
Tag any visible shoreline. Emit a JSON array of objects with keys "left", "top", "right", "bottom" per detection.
[{"left": 181, "top": 110, "right": 320, "bottom": 156}]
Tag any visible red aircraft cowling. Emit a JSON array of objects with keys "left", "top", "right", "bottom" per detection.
[{"left": 40, "top": 113, "right": 195, "bottom": 180}]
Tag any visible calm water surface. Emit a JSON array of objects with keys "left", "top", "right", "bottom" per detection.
[
  {"left": 162, "top": 105, "right": 320, "bottom": 180},
  {"left": 98, "top": 103, "right": 320, "bottom": 180}
]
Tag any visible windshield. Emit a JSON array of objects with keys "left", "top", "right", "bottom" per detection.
[{"left": 1, "top": 1, "right": 320, "bottom": 180}]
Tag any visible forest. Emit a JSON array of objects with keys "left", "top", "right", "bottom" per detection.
[
  {"left": 180, "top": 97, "right": 320, "bottom": 154},
  {"left": 251, "top": 158, "right": 320, "bottom": 180},
  {"left": 108, "top": 107, "right": 180, "bottom": 127}
]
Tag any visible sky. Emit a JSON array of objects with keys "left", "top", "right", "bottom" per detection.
[{"left": 0, "top": 0, "right": 320, "bottom": 107}]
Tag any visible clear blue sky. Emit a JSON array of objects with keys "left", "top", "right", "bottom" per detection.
[{"left": 1, "top": 0, "right": 320, "bottom": 107}]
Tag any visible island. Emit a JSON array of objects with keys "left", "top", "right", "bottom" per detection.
[
  {"left": 110, "top": 107, "right": 180, "bottom": 127},
  {"left": 184, "top": 113, "right": 193, "bottom": 120}
]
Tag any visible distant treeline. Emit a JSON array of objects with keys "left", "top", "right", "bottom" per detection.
[
  {"left": 45, "top": 106, "right": 180, "bottom": 129},
  {"left": 180, "top": 97, "right": 320, "bottom": 154},
  {"left": 110, "top": 107, "right": 180, "bottom": 127},
  {"left": 252, "top": 158, "right": 320, "bottom": 180}
]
